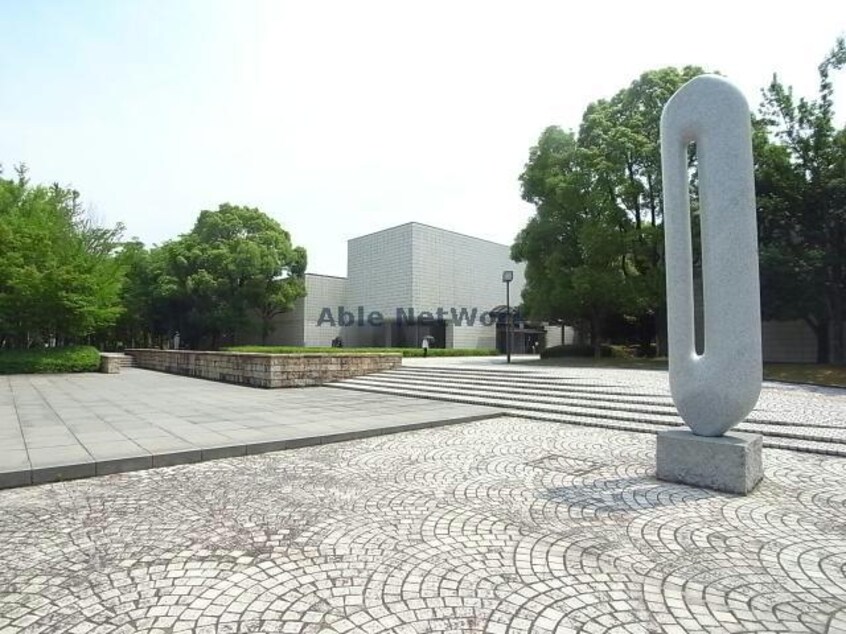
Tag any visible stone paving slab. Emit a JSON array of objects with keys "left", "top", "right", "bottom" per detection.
[
  {"left": 0, "top": 416, "right": 844, "bottom": 632},
  {"left": 0, "top": 369, "right": 500, "bottom": 488}
]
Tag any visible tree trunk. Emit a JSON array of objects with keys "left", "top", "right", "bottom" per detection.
[
  {"left": 646, "top": 173, "right": 658, "bottom": 227},
  {"left": 830, "top": 278, "right": 844, "bottom": 365},
  {"left": 818, "top": 324, "right": 831, "bottom": 364},
  {"left": 590, "top": 310, "right": 601, "bottom": 359},
  {"left": 627, "top": 161, "right": 642, "bottom": 234},
  {"left": 807, "top": 318, "right": 831, "bottom": 364},
  {"left": 655, "top": 304, "right": 669, "bottom": 357}
]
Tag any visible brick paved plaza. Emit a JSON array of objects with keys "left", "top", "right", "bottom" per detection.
[
  {"left": 1, "top": 361, "right": 845, "bottom": 633},
  {"left": 1, "top": 415, "right": 845, "bottom": 633}
]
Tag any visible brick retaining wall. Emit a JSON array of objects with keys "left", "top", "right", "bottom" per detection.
[{"left": 124, "top": 349, "right": 401, "bottom": 388}]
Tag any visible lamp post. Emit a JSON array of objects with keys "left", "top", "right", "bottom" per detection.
[{"left": 502, "top": 270, "right": 513, "bottom": 363}]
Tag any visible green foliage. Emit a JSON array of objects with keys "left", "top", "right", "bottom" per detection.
[
  {"left": 541, "top": 344, "right": 613, "bottom": 359},
  {"left": 513, "top": 66, "right": 704, "bottom": 356},
  {"left": 540, "top": 344, "right": 634, "bottom": 359},
  {"left": 756, "top": 37, "right": 846, "bottom": 363},
  {"left": 148, "top": 204, "right": 307, "bottom": 348},
  {"left": 0, "top": 166, "right": 125, "bottom": 348},
  {"left": 0, "top": 345, "right": 100, "bottom": 374},
  {"left": 224, "top": 346, "right": 499, "bottom": 357}
]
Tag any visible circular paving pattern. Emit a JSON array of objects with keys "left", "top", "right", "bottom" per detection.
[{"left": 0, "top": 417, "right": 845, "bottom": 633}]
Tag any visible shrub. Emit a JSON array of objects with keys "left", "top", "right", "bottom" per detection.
[
  {"left": 224, "top": 346, "right": 498, "bottom": 358},
  {"left": 541, "top": 344, "right": 616, "bottom": 359},
  {"left": 401, "top": 348, "right": 498, "bottom": 358},
  {"left": 0, "top": 346, "right": 101, "bottom": 374}
]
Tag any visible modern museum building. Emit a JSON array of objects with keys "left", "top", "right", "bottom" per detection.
[{"left": 242, "top": 222, "right": 570, "bottom": 352}]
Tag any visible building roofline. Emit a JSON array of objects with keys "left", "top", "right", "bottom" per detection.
[{"left": 348, "top": 221, "right": 513, "bottom": 248}]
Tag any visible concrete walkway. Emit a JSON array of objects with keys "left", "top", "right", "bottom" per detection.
[{"left": 0, "top": 369, "right": 499, "bottom": 488}]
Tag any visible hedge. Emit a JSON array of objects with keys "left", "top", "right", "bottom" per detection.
[
  {"left": 0, "top": 346, "right": 101, "bottom": 374},
  {"left": 224, "top": 346, "right": 498, "bottom": 358},
  {"left": 540, "top": 344, "right": 633, "bottom": 359}
]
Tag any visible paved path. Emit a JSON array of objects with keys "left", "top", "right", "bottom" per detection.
[
  {"left": 0, "top": 369, "right": 498, "bottom": 488},
  {"left": 333, "top": 362, "right": 846, "bottom": 456},
  {"left": 0, "top": 417, "right": 844, "bottom": 633}
]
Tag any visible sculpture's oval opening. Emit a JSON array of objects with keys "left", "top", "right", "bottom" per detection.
[{"left": 688, "top": 141, "right": 705, "bottom": 356}]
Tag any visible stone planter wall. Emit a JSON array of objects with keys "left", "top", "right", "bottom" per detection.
[
  {"left": 124, "top": 349, "right": 401, "bottom": 388},
  {"left": 99, "top": 353, "right": 123, "bottom": 374}
]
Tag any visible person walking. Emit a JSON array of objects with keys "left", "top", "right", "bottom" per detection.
[{"left": 421, "top": 336, "right": 430, "bottom": 358}]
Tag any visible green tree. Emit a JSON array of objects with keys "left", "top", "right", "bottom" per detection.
[
  {"left": 0, "top": 166, "right": 124, "bottom": 348},
  {"left": 577, "top": 66, "right": 705, "bottom": 353},
  {"left": 513, "top": 67, "right": 705, "bottom": 355},
  {"left": 111, "top": 240, "right": 157, "bottom": 348},
  {"left": 513, "top": 127, "right": 637, "bottom": 356},
  {"left": 756, "top": 38, "right": 846, "bottom": 364},
  {"left": 156, "top": 204, "right": 307, "bottom": 348}
]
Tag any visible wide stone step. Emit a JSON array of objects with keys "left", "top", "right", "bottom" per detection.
[
  {"left": 515, "top": 411, "right": 846, "bottom": 456},
  {"left": 359, "top": 373, "right": 676, "bottom": 409},
  {"left": 331, "top": 377, "right": 846, "bottom": 456},
  {"left": 333, "top": 380, "right": 685, "bottom": 427},
  {"left": 116, "top": 355, "right": 136, "bottom": 367},
  {"left": 388, "top": 368, "right": 652, "bottom": 390}
]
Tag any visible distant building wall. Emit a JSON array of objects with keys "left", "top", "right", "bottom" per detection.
[
  {"left": 345, "top": 223, "right": 525, "bottom": 349},
  {"left": 410, "top": 223, "right": 525, "bottom": 314},
  {"left": 544, "top": 325, "right": 563, "bottom": 348},
  {"left": 265, "top": 300, "right": 305, "bottom": 346},
  {"left": 303, "top": 274, "right": 348, "bottom": 347},
  {"left": 347, "top": 224, "right": 414, "bottom": 318},
  {"left": 447, "top": 323, "right": 498, "bottom": 350}
]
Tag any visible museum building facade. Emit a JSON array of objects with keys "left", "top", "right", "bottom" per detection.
[{"left": 243, "top": 222, "right": 569, "bottom": 351}]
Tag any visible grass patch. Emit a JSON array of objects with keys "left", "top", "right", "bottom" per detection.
[
  {"left": 763, "top": 363, "right": 846, "bottom": 388},
  {"left": 540, "top": 344, "right": 635, "bottom": 359},
  {"left": 528, "top": 356, "right": 846, "bottom": 388},
  {"left": 224, "top": 346, "right": 498, "bottom": 358},
  {"left": 0, "top": 346, "right": 101, "bottom": 374},
  {"left": 531, "top": 356, "right": 669, "bottom": 370}
]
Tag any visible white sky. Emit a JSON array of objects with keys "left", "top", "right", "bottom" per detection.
[{"left": 1, "top": 1, "right": 844, "bottom": 276}]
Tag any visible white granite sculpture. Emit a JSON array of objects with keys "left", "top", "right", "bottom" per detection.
[
  {"left": 660, "top": 74, "right": 762, "bottom": 437},
  {"left": 657, "top": 75, "right": 763, "bottom": 493}
]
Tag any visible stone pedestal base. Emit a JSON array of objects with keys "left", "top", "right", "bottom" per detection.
[{"left": 656, "top": 429, "right": 763, "bottom": 494}]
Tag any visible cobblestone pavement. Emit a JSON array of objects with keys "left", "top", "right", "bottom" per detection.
[
  {"left": 334, "top": 363, "right": 846, "bottom": 456},
  {"left": 1, "top": 416, "right": 845, "bottom": 633}
]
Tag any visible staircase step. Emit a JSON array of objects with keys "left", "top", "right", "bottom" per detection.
[
  {"left": 332, "top": 381, "right": 683, "bottom": 427},
  {"left": 331, "top": 369, "right": 846, "bottom": 458},
  {"left": 116, "top": 354, "right": 136, "bottom": 367},
  {"left": 359, "top": 373, "right": 676, "bottom": 408}
]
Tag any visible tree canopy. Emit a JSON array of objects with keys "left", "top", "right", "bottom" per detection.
[
  {"left": 513, "top": 66, "right": 705, "bottom": 355},
  {"left": 516, "top": 42, "right": 846, "bottom": 365},
  {"left": 117, "top": 204, "right": 307, "bottom": 349},
  {"left": 0, "top": 166, "right": 125, "bottom": 348},
  {"left": 1, "top": 169, "right": 307, "bottom": 351},
  {"left": 755, "top": 37, "right": 846, "bottom": 363}
]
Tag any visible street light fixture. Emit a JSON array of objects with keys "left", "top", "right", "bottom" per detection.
[{"left": 502, "top": 270, "right": 513, "bottom": 363}]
